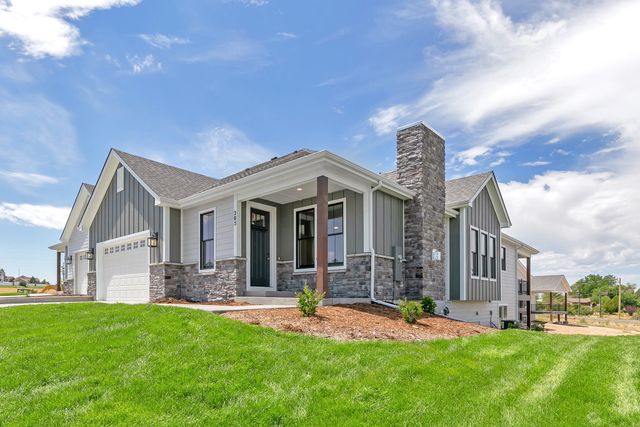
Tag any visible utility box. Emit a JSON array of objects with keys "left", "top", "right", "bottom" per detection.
[{"left": 393, "top": 246, "right": 403, "bottom": 282}]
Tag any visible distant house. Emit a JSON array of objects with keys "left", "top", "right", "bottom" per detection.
[{"left": 0, "top": 268, "right": 5, "bottom": 282}]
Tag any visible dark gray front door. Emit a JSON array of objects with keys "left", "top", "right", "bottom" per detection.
[{"left": 250, "top": 208, "right": 270, "bottom": 287}]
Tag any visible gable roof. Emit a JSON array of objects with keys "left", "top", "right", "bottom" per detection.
[
  {"left": 53, "top": 182, "right": 94, "bottom": 246},
  {"left": 113, "top": 149, "right": 219, "bottom": 201},
  {"left": 445, "top": 172, "right": 493, "bottom": 207},
  {"left": 531, "top": 275, "right": 572, "bottom": 294}
]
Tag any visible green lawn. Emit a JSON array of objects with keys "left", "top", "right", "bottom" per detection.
[{"left": 0, "top": 304, "right": 638, "bottom": 426}]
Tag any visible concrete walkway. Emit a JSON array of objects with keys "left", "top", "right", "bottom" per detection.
[{"left": 545, "top": 323, "right": 640, "bottom": 336}]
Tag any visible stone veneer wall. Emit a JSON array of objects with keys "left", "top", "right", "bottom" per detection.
[
  {"left": 396, "top": 123, "right": 446, "bottom": 300},
  {"left": 373, "top": 255, "right": 402, "bottom": 302},
  {"left": 62, "top": 279, "right": 74, "bottom": 295},
  {"left": 276, "top": 254, "right": 400, "bottom": 300},
  {"left": 149, "top": 258, "right": 246, "bottom": 302},
  {"left": 87, "top": 272, "right": 96, "bottom": 298}
]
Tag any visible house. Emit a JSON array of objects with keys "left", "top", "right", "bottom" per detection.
[{"left": 49, "top": 122, "right": 539, "bottom": 327}]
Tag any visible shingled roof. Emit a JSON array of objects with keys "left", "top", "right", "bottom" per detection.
[
  {"left": 379, "top": 170, "right": 493, "bottom": 208},
  {"left": 531, "top": 275, "right": 572, "bottom": 294},
  {"left": 114, "top": 149, "right": 219, "bottom": 200}
]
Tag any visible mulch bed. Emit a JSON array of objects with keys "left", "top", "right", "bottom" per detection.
[
  {"left": 223, "top": 303, "right": 494, "bottom": 341},
  {"left": 155, "top": 297, "right": 252, "bottom": 306}
]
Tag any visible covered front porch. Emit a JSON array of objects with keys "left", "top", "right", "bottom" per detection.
[
  {"left": 189, "top": 152, "right": 413, "bottom": 305},
  {"left": 531, "top": 275, "right": 572, "bottom": 324}
]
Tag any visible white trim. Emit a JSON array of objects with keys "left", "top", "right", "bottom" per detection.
[
  {"left": 198, "top": 207, "right": 217, "bottom": 273},
  {"left": 232, "top": 194, "right": 239, "bottom": 257},
  {"left": 470, "top": 224, "right": 480, "bottom": 280},
  {"left": 245, "top": 201, "right": 277, "bottom": 291},
  {"left": 180, "top": 208, "right": 184, "bottom": 263},
  {"left": 362, "top": 190, "right": 371, "bottom": 252},
  {"left": 162, "top": 206, "right": 170, "bottom": 263},
  {"left": 292, "top": 198, "right": 347, "bottom": 273},
  {"left": 95, "top": 230, "right": 151, "bottom": 301}
]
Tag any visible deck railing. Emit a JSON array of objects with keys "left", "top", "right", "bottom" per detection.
[{"left": 532, "top": 303, "right": 567, "bottom": 313}]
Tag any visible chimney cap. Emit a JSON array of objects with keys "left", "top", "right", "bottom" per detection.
[{"left": 396, "top": 120, "right": 444, "bottom": 140}]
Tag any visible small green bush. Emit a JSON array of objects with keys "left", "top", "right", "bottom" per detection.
[
  {"left": 420, "top": 296, "right": 437, "bottom": 315},
  {"left": 398, "top": 300, "right": 423, "bottom": 324},
  {"left": 506, "top": 321, "right": 520, "bottom": 329},
  {"left": 531, "top": 322, "right": 545, "bottom": 332},
  {"left": 296, "top": 284, "right": 324, "bottom": 317}
]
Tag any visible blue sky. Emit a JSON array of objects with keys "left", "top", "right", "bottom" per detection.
[{"left": 0, "top": 0, "right": 638, "bottom": 285}]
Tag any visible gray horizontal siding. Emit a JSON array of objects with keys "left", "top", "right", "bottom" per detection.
[
  {"left": 89, "top": 165, "right": 163, "bottom": 269},
  {"left": 466, "top": 187, "right": 501, "bottom": 301},
  {"left": 372, "top": 190, "right": 404, "bottom": 257},
  {"left": 182, "top": 196, "right": 235, "bottom": 264}
]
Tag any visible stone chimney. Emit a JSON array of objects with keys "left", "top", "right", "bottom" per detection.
[{"left": 396, "top": 122, "right": 446, "bottom": 300}]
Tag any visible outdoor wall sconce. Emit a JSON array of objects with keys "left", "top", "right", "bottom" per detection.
[
  {"left": 66, "top": 255, "right": 73, "bottom": 265},
  {"left": 147, "top": 232, "right": 159, "bottom": 248},
  {"left": 86, "top": 249, "right": 95, "bottom": 261}
]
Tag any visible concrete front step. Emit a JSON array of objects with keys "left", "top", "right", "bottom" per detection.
[{"left": 0, "top": 295, "right": 94, "bottom": 305}]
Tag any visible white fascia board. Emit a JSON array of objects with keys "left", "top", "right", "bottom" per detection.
[
  {"left": 60, "top": 186, "right": 91, "bottom": 242},
  {"left": 177, "top": 151, "right": 415, "bottom": 209},
  {"left": 445, "top": 207, "right": 458, "bottom": 218},
  {"left": 467, "top": 173, "right": 512, "bottom": 228}
]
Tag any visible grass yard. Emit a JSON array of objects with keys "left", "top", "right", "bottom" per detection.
[
  {"left": 0, "top": 286, "right": 41, "bottom": 296},
  {"left": 0, "top": 304, "right": 638, "bottom": 426}
]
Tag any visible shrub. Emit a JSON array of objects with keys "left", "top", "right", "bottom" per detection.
[
  {"left": 531, "top": 322, "right": 545, "bottom": 332},
  {"left": 420, "top": 296, "right": 437, "bottom": 315},
  {"left": 506, "top": 321, "right": 520, "bottom": 329},
  {"left": 398, "top": 300, "right": 423, "bottom": 324},
  {"left": 625, "top": 305, "right": 638, "bottom": 316},
  {"left": 18, "top": 281, "right": 27, "bottom": 287},
  {"left": 296, "top": 284, "right": 324, "bottom": 317}
]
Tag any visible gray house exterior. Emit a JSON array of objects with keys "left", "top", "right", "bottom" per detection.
[{"left": 50, "top": 121, "right": 537, "bottom": 327}]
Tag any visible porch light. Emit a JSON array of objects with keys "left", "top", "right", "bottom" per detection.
[
  {"left": 296, "top": 187, "right": 303, "bottom": 191},
  {"left": 66, "top": 255, "right": 73, "bottom": 265},
  {"left": 86, "top": 249, "right": 94, "bottom": 261},
  {"left": 147, "top": 232, "right": 159, "bottom": 248}
]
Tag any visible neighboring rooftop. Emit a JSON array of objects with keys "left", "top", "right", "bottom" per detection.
[
  {"left": 531, "top": 275, "right": 572, "bottom": 294},
  {"left": 380, "top": 170, "right": 493, "bottom": 208},
  {"left": 114, "top": 149, "right": 219, "bottom": 201}
]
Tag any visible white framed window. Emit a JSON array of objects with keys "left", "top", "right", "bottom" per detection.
[
  {"left": 499, "top": 305, "right": 508, "bottom": 319},
  {"left": 200, "top": 210, "right": 215, "bottom": 271},
  {"left": 471, "top": 227, "right": 479, "bottom": 278},
  {"left": 293, "top": 199, "right": 347, "bottom": 272},
  {"left": 501, "top": 246, "right": 507, "bottom": 271},
  {"left": 116, "top": 166, "right": 124, "bottom": 192},
  {"left": 489, "top": 235, "right": 497, "bottom": 280},
  {"left": 480, "top": 232, "right": 488, "bottom": 278}
]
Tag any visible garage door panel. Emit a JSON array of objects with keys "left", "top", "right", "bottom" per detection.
[{"left": 99, "top": 235, "right": 150, "bottom": 303}]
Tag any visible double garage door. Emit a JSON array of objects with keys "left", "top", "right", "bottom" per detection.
[{"left": 97, "top": 234, "right": 150, "bottom": 303}]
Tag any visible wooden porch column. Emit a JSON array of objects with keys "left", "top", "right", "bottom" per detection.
[
  {"left": 56, "top": 251, "right": 61, "bottom": 292},
  {"left": 564, "top": 293, "right": 568, "bottom": 324},
  {"left": 316, "top": 175, "right": 329, "bottom": 296},
  {"left": 526, "top": 256, "right": 532, "bottom": 329}
]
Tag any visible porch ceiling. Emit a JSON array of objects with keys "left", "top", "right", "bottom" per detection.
[{"left": 258, "top": 179, "right": 350, "bottom": 204}]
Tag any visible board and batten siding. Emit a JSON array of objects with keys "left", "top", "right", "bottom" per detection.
[
  {"left": 465, "top": 187, "right": 501, "bottom": 301},
  {"left": 448, "top": 215, "right": 461, "bottom": 300},
  {"left": 182, "top": 196, "right": 235, "bottom": 265},
  {"left": 273, "top": 190, "right": 364, "bottom": 261},
  {"left": 170, "top": 208, "right": 181, "bottom": 263},
  {"left": 372, "top": 190, "right": 404, "bottom": 258},
  {"left": 89, "top": 165, "right": 163, "bottom": 269}
]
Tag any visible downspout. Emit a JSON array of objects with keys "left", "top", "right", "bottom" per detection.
[{"left": 369, "top": 181, "right": 397, "bottom": 309}]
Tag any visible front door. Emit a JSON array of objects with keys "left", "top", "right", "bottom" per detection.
[{"left": 250, "top": 208, "right": 270, "bottom": 287}]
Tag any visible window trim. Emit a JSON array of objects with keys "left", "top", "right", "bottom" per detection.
[
  {"left": 293, "top": 198, "right": 347, "bottom": 273},
  {"left": 198, "top": 208, "right": 216, "bottom": 272},
  {"left": 470, "top": 226, "right": 479, "bottom": 279},
  {"left": 501, "top": 246, "right": 507, "bottom": 271},
  {"left": 498, "top": 304, "right": 508, "bottom": 320},
  {"left": 480, "top": 231, "right": 489, "bottom": 279},
  {"left": 489, "top": 233, "right": 497, "bottom": 281}
]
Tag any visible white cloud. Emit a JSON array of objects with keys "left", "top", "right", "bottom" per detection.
[
  {"left": 0, "top": 202, "right": 69, "bottom": 230},
  {"left": 489, "top": 157, "right": 505, "bottom": 167},
  {"left": 239, "top": 0, "right": 269, "bottom": 5},
  {"left": 521, "top": 160, "right": 550, "bottom": 167},
  {"left": 127, "top": 54, "right": 162, "bottom": 74},
  {"left": 184, "top": 38, "right": 265, "bottom": 63},
  {"left": 0, "top": 90, "right": 77, "bottom": 170},
  {"left": 370, "top": 0, "right": 640, "bottom": 282},
  {"left": 276, "top": 32, "right": 297, "bottom": 39},
  {"left": 140, "top": 33, "right": 190, "bottom": 49},
  {"left": 0, "top": 1, "right": 140, "bottom": 58},
  {"left": 0, "top": 170, "right": 58, "bottom": 187},
  {"left": 179, "top": 126, "right": 274, "bottom": 177}
]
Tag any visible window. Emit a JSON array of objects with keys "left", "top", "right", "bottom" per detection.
[
  {"left": 471, "top": 228, "right": 479, "bottom": 277},
  {"left": 328, "top": 202, "right": 344, "bottom": 267},
  {"left": 116, "top": 166, "right": 124, "bottom": 192},
  {"left": 499, "top": 305, "right": 507, "bottom": 319},
  {"left": 481, "top": 232, "right": 488, "bottom": 278},
  {"left": 200, "top": 211, "right": 215, "bottom": 270},
  {"left": 296, "top": 208, "right": 315, "bottom": 269},
  {"left": 501, "top": 246, "right": 507, "bottom": 271},
  {"left": 490, "top": 236, "right": 496, "bottom": 279}
]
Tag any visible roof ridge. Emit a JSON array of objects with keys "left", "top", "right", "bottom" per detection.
[{"left": 445, "top": 170, "right": 493, "bottom": 183}]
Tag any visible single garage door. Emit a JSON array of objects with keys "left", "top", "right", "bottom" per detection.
[
  {"left": 75, "top": 252, "right": 89, "bottom": 294},
  {"left": 98, "top": 234, "right": 150, "bottom": 303}
]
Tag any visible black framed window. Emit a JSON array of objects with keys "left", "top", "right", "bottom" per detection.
[
  {"left": 471, "top": 228, "right": 479, "bottom": 277},
  {"left": 296, "top": 208, "right": 315, "bottom": 269},
  {"left": 481, "top": 232, "right": 488, "bottom": 278},
  {"left": 490, "top": 236, "right": 496, "bottom": 279},
  {"left": 200, "top": 211, "right": 215, "bottom": 270},
  {"left": 328, "top": 202, "right": 344, "bottom": 267},
  {"left": 501, "top": 246, "right": 507, "bottom": 271}
]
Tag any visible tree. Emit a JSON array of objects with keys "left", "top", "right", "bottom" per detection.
[
  {"left": 18, "top": 280, "right": 27, "bottom": 287},
  {"left": 29, "top": 276, "right": 37, "bottom": 284}
]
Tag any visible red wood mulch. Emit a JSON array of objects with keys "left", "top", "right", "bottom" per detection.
[{"left": 223, "top": 303, "right": 495, "bottom": 341}]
